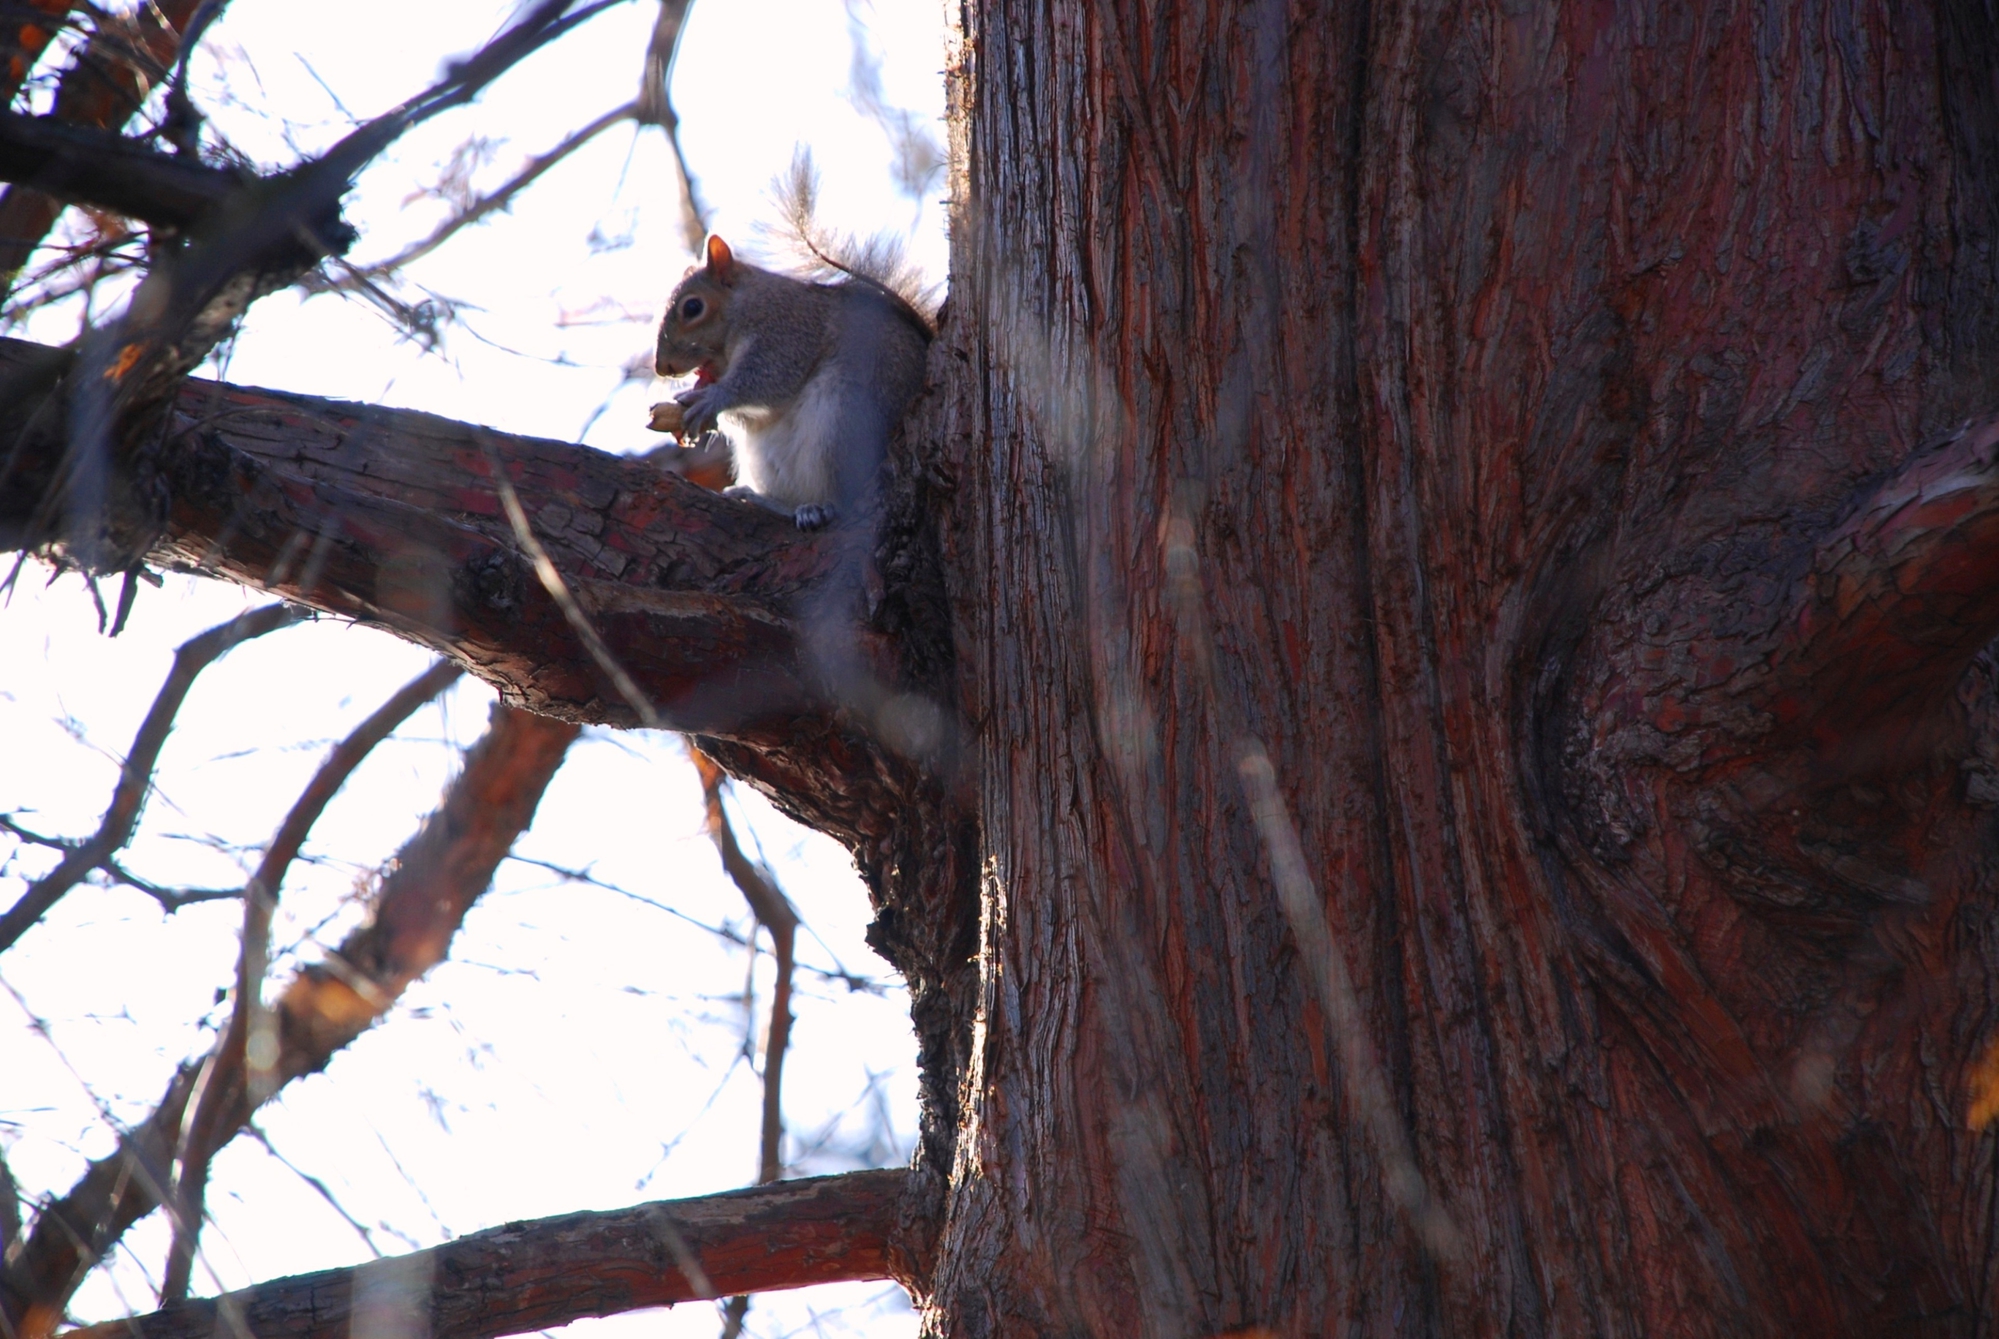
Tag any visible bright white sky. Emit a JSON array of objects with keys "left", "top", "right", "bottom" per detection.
[{"left": 0, "top": 3, "right": 948, "bottom": 1335}]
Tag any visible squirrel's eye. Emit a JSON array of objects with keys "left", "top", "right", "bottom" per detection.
[{"left": 680, "top": 297, "right": 705, "bottom": 321}]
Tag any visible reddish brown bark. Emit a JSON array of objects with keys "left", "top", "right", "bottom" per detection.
[
  {"left": 0, "top": 337, "right": 844, "bottom": 732},
  {"left": 14, "top": 0, "right": 1999, "bottom": 1332},
  {"left": 912, "top": 0, "right": 1999, "bottom": 1334},
  {"left": 57, "top": 1171, "right": 913, "bottom": 1339}
]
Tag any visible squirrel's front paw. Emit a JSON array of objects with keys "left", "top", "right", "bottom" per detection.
[
  {"left": 792, "top": 503, "right": 836, "bottom": 531},
  {"left": 674, "top": 384, "right": 727, "bottom": 437}
]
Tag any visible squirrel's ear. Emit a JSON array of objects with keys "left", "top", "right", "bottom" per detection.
[{"left": 705, "top": 235, "right": 736, "bottom": 282}]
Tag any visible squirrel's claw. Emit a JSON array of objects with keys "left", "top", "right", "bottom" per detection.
[
  {"left": 792, "top": 503, "right": 835, "bottom": 531},
  {"left": 675, "top": 383, "right": 724, "bottom": 437}
]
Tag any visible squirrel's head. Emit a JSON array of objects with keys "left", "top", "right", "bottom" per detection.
[{"left": 655, "top": 235, "right": 739, "bottom": 378}]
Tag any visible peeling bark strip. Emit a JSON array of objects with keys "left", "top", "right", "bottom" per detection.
[{"left": 60, "top": 1171, "right": 912, "bottom": 1339}]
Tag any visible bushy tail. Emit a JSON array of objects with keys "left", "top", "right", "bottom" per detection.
[{"left": 764, "top": 148, "right": 940, "bottom": 329}]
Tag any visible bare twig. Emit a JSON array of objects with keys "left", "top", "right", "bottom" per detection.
[
  {"left": 160, "top": 0, "right": 230, "bottom": 156},
  {"left": 323, "top": 102, "right": 636, "bottom": 288},
  {"left": 0, "top": 703, "right": 579, "bottom": 1339},
  {"left": 690, "top": 749, "right": 798, "bottom": 1337},
  {"left": 238, "top": 1124, "right": 387, "bottom": 1258},
  {"left": 60, "top": 1171, "right": 912, "bottom": 1339},
  {"left": 841, "top": 1, "right": 945, "bottom": 205},
  {"left": 637, "top": 0, "right": 707, "bottom": 252},
  {"left": 0, "top": 600, "right": 303, "bottom": 954},
  {"left": 506, "top": 853, "right": 883, "bottom": 991},
  {"left": 96, "top": 856, "right": 238, "bottom": 913},
  {"left": 0, "top": 818, "right": 239, "bottom": 911},
  {"left": 160, "top": 658, "right": 462, "bottom": 1303}
]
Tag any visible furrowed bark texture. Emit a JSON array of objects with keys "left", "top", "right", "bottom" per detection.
[
  {"left": 918, "top": 0, "right": 1999, "bottom": 1334},
  {"left": 59, "top": 1172, "right": 911, "bottom": 1339},
  {"left": 0, "top": 337, "right": 841, "bottom": 736}
]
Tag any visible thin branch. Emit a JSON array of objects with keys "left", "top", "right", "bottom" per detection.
[
  {"left": 95, "top": 857, "right": 237, "bottom": 913},
  {"left": 0, "top": 822, "right": 241, "bottom": 910},
  {"left": 159, "top": 659, "right": 462, "bottom": 1304},
  {"left": 0, "top": 703, "right": 579, "bottom": 1339},
  {"left": 0, "top": 600, "right": 302, "bottom": 954},
  {"left": 505, "top": 853, "right": 884, "bottom": 991},
  {"left": 691, "top": 749, "right": 798, "bottom": 1337},
  {"left": 60, "top": 1171, "right": 913, "bottom": 1339},
  {"left": 690, "top": 752, "right": 797, "bottom": 1176},
  {"left": 237, "top": 1124, "right": 386, "bottom": 1258},
  {"left": 160, "top": 0, "right": 230, "bottom": 157},
  {"left": 324, "top": 102, "right": 636, "bottom": 287},
  {"left": 637, "top": 0, "right": 707, "bottom": 253},
  {"left": 105, "top": 1, "right": 620, "bottom": 389},
  {"left": 26, "top": 0, "right": 629, "bottom": 553}
]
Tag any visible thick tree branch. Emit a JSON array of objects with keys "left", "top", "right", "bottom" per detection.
[
  {"left": 60, "top": 1171, "right": 914, "bottom": 1339},
  {"left": 0, "top": 702, "right": 578, "bottom": 1339},
  {"left": 0, "top": 600, "right": 302, "bottom": 953},
  {"left": 1778, "top": 411, "right": 1999, "bottom": 747},
  {"left": 0, "top": 0, "right": 219, "bottom": 287},
  {"left": 0, "top": 109, "right": 239, "bottom": 226},
  {"left": 1594, "top": 410, "right": 1999, "bottom": 781},
  {"left": 4, "top": 334, "right": 865, "bottom": 718},
  {"left": 0, "top": 336, "right": 852, "bottom": 737}
]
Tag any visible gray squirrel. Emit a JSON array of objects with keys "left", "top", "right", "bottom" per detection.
[{"left": 653, "top": 231, "right": 932, "bottom": 530}]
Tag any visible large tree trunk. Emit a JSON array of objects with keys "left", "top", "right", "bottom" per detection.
[
  {"left": 917, "top": 0, "right": 1999, "bottom": 1334},
  {"left": 11, "top": 1, "right": 1999, "bottom": 1334}
]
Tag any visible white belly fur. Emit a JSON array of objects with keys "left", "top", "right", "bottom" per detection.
[{"left": 722, "top": 368, "right": 844, "bottom": 509}]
